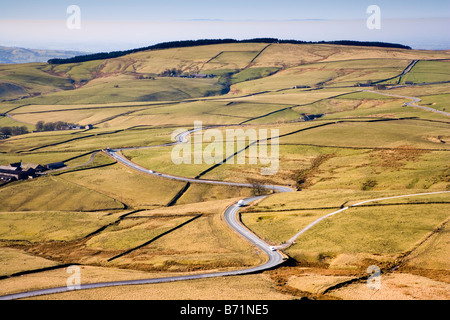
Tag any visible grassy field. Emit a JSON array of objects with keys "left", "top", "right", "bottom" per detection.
[
  {"left": 401, "top": 60, "right": 450, "bottom": 84},
  {"left": 241, "top": 190, "right": 450, "bottom": 265},
  {"left": 41, "top": 60, "right": 104, "bottom": 83},
  {"left": 106, "top": 198, "right": 265, "bottom": 272},
  {"left": 0, "top": 176, "right": 125, "bottom": 212},
  {"left": 10, "top": 106, "right": 148, "bottom": 127},
  {"left": 231, "top": 58, "right": 412, "bottom": 94},
  {"left": 0, "top": 210, "right": 121, "bottom": 242},
  {"left": 415, "top": 93, "right": 450, "bottom": 112},
  {"left": 24, "top": 273, "right": 291, "bottom": 300},
  {"left": 0, "top": 63, "right": 74, "bottom": 100},
  {"left": 0, "top": 247, "right": 59, "bottom": 276},
  {"left": 0, "top": 114, "right": 36, "bottom": 131},
  {"left": 0, "top": 126, "right": 176, "bottom": 154},
  {"left": 58, "top": 161, "right": 186, "bottom": 208},
  {"left": 289, "top": 203, "right": 447, "bottom": 255},
  {"left": 0, "top": 42, "right": 449, "bottom": 300},
  {"left": 7, "top": 76, "right": 224, "bottom": 105}
]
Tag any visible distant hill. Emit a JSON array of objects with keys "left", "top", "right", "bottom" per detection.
[
  {"left": 47, "top": 38, "right": 412, "bottom": 65},
  {"left": 0, "top": 46, "right": 87, "bottom": 64}
]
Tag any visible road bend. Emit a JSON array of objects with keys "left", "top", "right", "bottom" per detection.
[
  {"left": 3, "top": 127, "right": 448, "bottom": 299},
  {"left": 0, "top": 127, "right": 292, "bottom": 300},
  {"left": 275, "top": 190, "right": 450, "bottom": 250},
  {"left": 362, "top": 89, "right": 450, "bottom": 117},
  {"left": 0, "top": 195, "right": 287, "bottom": 300}
]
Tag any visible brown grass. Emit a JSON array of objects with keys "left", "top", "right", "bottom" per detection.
[
  {"left": 27, "top": 273, "right": 293, "bottom": 300},
  {"left": 329, "top": 273, "right": 450, "bottom": 300},
  {"left": 375, "top": 146, "right": 429, "bottom": 169},
  {"left": 5, "top": 197, "right": 264, "bottom": 276},
  {"left": 294, "top": 153, "right": 335, "bottom": 189}
]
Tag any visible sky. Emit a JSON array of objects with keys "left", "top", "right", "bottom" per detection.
[{"left": 1, "top": 0, "right": 449, "bottom": 52}]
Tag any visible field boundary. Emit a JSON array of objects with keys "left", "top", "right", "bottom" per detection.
[{"left": 107, "top": 214, "right": 202, "bottom": 262}]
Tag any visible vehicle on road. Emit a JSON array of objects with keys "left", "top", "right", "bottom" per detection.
[{"left": 237, "top": 199, "right": 245, "bottom": 207}]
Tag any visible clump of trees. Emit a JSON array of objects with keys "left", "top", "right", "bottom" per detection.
[
  {"left": 0, "top": 120, "right": 82, "bottom": 138},
  {"left": 0, "top": 126, "right": 29, "bottom": 138},
  {"left": 36, "top": 120, "right": 75, "bottom": 132},
  {"left": 159, "top": 68, "right": 183, "bottom": 77}
]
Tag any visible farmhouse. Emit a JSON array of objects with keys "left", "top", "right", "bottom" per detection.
[
  {"left": 0, "top": 163, "right": 37, "bottom": 182},
  {"left": 68, "top": 124, "right": 93, "bottom": 130}
]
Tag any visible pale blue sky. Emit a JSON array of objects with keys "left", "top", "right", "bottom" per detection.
[
  {"left": 2, "top": 0, "right": 449, "bottom": 20},
  {"left": 1, "top": 0, "right": 449, "bottom": 51}
]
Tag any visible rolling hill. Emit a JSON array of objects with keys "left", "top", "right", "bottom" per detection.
[
  {"left": 0, "top": 45, "right": 87, "bottom": 64},
  {"left": 0, "top": 40, "right": 449, "bottom": 300}
]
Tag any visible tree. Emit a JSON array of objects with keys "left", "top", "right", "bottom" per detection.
[
  {"left": 0, "top": 126, "right": 28, "bottom": 138},
  {"left": 11, "top": 126, "right": 28, "bottom": 135},
  {"left": 43, "top": 122, "right": 55, "bottom": 131},
  {"left": 35, "top": 121, "right": 76, "bottom": 132},
  {"left": 36, "top": 121, "right": 45, "bottom": 132},
  {"left": 55, "top": 121, "right": 67, "bottom": 130},
  {"left": 0, "top": 127, "right": 12, "bottom": 136},
  {"left": 247, "top": 178, "right": 269, "bottom": 196}
]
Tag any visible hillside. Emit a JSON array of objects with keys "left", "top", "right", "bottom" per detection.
[
  {"left": 0, "top": 41, "right": 449, "bottom": 301},
  {"left": 46, "top": 38, "right": 412, "bottom": 65},
  {"left": 1, "top": 41, "right": 448, "bottom": 103},
  {"left": 0, "top": 45, "right": 87, "bottom": 64}
]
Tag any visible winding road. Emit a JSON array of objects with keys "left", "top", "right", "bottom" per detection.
[
  {"left": 362, "top": 89, "right": 450, "bottom": 117},
  {"left": 0, "top": 128, "right": 291, "bottom": 300},
  {"left": 0, "top": 195, "right": 286, "bottom": 300},
  {"left": 1, "top": 99, "right": 448, "bottom": 299}
]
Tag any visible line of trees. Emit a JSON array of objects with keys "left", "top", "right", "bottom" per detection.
[
  {"left": 48, "top": 38, "right": 412, "bottom": 65},
  {"left": 36, "top": 120, "right": 75, "bottom": 132},
  {"left": 0, "top": 120, "right": 79, "bottom": 139},
  {"left": 0, "top": 125, "right": 29, "bottom": 138}
]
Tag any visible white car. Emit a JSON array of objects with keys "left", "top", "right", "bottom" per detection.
[
  {"left": 269, "top": 246, "right": 276, "bottom": 251},
  {"left": 149, "top": 170, "right": 154, "bottom": 174},
  {"left": 237, "top": 200, "right": 245, "bottom": 207}
]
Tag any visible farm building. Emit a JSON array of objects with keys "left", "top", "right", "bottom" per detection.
[
  {"left": 45, "top": 162, "right": 65, "bottom": 170},
  {"left": 0, "top": 163, "right": 37, "bottom": 182}
]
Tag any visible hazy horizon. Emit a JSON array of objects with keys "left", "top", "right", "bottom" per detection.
[{"left": 1, "top": 0, "right": 449, "bottom": 52}]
